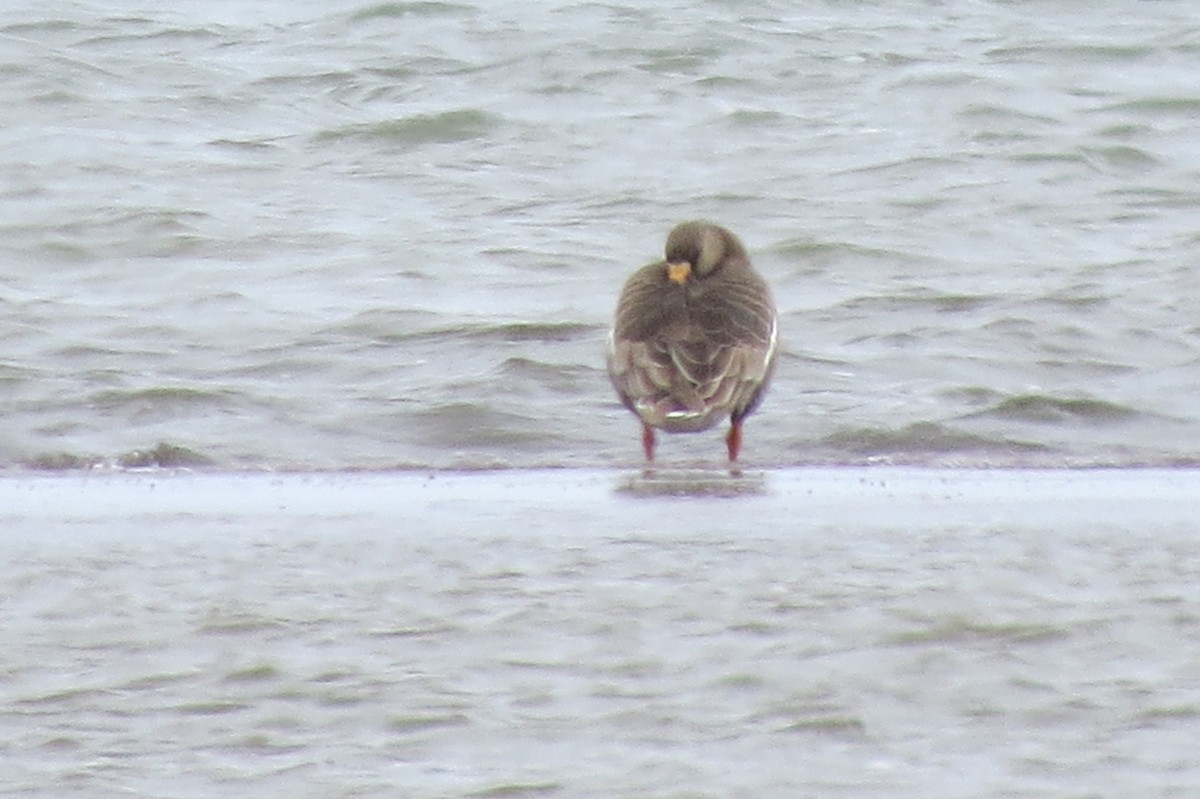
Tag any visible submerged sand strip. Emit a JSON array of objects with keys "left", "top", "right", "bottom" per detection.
[{"left": 0, "top": 468, "right": 1195, "bottom": 534}]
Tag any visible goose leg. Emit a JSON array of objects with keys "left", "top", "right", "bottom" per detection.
[
  {"left": 725, "top": 419, "right": 743, "bottom": 463},
  {"left": 641, "top": 422, "right": 657, "bottom": 463}
]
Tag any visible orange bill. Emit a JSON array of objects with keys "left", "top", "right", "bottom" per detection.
[{"left": 667, "top": 261, "right": 691, "bottom": 284}]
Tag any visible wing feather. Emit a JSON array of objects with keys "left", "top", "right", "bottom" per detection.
[{"left": 606, "top": 250, "right": 778, "bottom": 433}]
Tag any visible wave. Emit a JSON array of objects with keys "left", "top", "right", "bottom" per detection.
[
  {"left": 820, "top": 422, "right": 1047, "bottom": 459},
  {"left": 963, "top": 394, "right": 1140, "bottom": 425},
  {"left": 22, "top": 442, "right": 213, "bottom": 471},
  {"left": 348, "top": 2, "right": 476, "bottom": 22},
  {"left": 316, "top": 109, "right": 499, "bottom": 148}
]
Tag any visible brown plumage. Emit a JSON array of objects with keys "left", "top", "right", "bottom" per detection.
[{"left": 606, "top": 221, "right": 778, "bottom": 464}]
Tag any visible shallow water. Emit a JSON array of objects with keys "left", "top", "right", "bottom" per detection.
[
  {"left": 2, "top": 0, "right": 1199, "bottom": 471},
  {"left": 3, "top": 4, "right": 1200, "bottom": 796},
  {"left": 2, "top": 469, "right": 1199, "bottom": 798}
]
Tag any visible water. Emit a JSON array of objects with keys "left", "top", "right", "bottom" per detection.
[
  {"left": 3, "top": 469, "right": 1199, "bottom": 798},
  {"left": 3, "top": 3, "right": 1200, "bottom": 797},
  {"left": 1, "top": 0, "right": 1198, "bottom": 471}
]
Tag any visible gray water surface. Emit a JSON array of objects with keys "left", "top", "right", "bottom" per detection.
[
  {"left": 4, "top": 7, "right": 1200, "bottom": 794},
  {"left": 2, "top": 469, "right": 1199, "bottom": 798},
  {"left": 2, "top": 1, "right": 1198, "bottom": 471}
]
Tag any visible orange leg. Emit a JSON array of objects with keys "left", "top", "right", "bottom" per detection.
[
  {"left": 641, "top": 422, "right": 657, "bottom": 463},
  {"left": 725, "top": 419, "right": 743, "bottom": 463}
]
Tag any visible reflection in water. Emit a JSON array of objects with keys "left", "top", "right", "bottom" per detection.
[{"left": 616, "top": 468, "right": 768, "bottom": 498}]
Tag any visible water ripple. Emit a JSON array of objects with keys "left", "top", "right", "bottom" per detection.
[{"left": 1, "top": 1, "right": 1198, "bottom": 471}]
